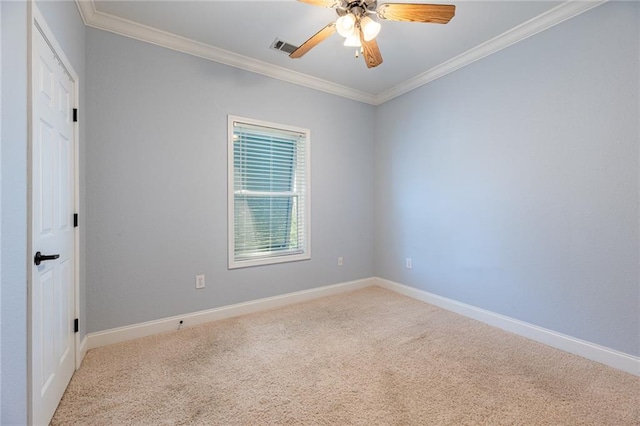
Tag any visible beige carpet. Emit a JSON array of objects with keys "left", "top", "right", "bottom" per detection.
[{"left": 53, "top": 287, "right": 639, "bottom": 425}]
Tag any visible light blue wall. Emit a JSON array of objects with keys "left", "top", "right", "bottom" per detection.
[
  {"left": 374, "top": 1, "right": 639, "bottom": 356},
  {"left": 85, "top": 28, "right": 376, "bottom": 332},
  {"left": 1, "top": 2, "right": 29, "bottom": 423},
  {"left": 1, "top": 2, "right": 85, "bottom": 423}
]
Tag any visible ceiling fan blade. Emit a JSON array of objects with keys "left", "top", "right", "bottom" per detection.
[
  {"left": 359, "top": 30, "right": 383, "bottom": 69},
  {"left": 377, "top": 3, "right": 455, "bottom": 24},
  {"left": 290, "top": 23, "right": 337, "bottom": 59},
  {"left": 297, "top": 0, "right": 337, "bottom": 8}
]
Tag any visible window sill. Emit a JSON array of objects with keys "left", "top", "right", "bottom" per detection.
[{"left": 228, "top": 252, "right": 311, "bottom": 269}]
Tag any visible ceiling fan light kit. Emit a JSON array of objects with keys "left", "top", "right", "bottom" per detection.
[
  {"left": 360, "top": 16, "right": 381, "bottom": 42},
  {"left": 291, "top": 0, "right": 456, "bottom": 69},
  {"left": 336, "top": 13, "right": 356, "bottom": 37},
  {"left": 344, "top": 32, "right": 362, "bottom": 47}
]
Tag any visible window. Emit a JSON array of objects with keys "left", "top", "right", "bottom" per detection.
[{"left": 228, "top": 116, "right": 310, "bottom": 269}]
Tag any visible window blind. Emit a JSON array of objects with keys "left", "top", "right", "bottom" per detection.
[{"left": 229, "top": 118, "right": 310, "bottom": 267}]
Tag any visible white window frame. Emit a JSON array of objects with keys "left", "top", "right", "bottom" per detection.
[{"left": 228, "top": 115, "right": 311, "bottom": 269}]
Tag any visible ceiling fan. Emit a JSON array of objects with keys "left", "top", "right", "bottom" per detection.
[{"left": 290, "top": 0, "right": 456, "bottom": 69}]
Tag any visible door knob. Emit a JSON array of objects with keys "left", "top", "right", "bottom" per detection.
[{"left": 34, "top": 251, "right": 60, "bottom": 266}]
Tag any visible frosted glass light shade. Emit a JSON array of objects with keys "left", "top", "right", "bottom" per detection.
[
  {"left": 344, "top": 32, "right": 362, "bottom": 47},
  {"left": 336, "top": 14, "right": 356, "bottom": 37},
  {"left": 360, "top": 16, "right": 381, "bottom": 41}
]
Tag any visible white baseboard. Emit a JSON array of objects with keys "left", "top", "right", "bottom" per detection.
[
  {"left": 85, "top": 275, "right": 638, "bottom": 377},
  {"left": 76, "top": 335, "right": 88, "bottom": 369},
  {"left": 375, "top": 277, "right": 640, "bottom": 376},
  {"left": 86, "top": 277, "right": 375, "bottom": 350}
]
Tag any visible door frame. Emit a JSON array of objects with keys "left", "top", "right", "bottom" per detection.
[{"left": 27, "top": 3, "right": 81, "bottom": 424}]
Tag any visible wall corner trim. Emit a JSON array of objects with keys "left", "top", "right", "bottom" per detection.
[
  {"left": 75, "top": 0, "right": 95, "bottom": 26},
  {"left": 375, "top": 277, "right": 640, "bottom": 376},
  {"left": 373, "top": 0, "right": 608, "bottom": 104},
  {"left": 74, "top": 0, "right": 607, "bottom": 106},
  {"left": 74, "top": 1, "right": 376, "bottom": 105},
  {"left": 85, "top": 277, "right": 375, "bottom": 350}
]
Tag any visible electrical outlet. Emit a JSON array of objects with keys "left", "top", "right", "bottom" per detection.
[
  {"left": 337, "top": 256, "right": 344, "bottom": 267},
  {"left": 195, "top": 274, "right": 205, "bottom": 289},
  {"left": 406, "top": 258, "right": 412, "bottom": 269}
]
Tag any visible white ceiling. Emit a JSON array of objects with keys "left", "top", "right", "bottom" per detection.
[{"left": 84, "top": 1, "right": 600, "bottom": 103}]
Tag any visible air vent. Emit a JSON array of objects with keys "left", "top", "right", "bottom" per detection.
[{"left": 270, "top": 38, "right": 299, "bottom": 55}]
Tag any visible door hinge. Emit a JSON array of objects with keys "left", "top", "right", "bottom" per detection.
[
  {"left": 74, "top": 213, "right": 78, "bottom": 228},
  {"left": 74, "top": 318, "right": 79, "bottom": 333},
  {"left": 73, "top": 108, "right": 78, "bottom": 122}
]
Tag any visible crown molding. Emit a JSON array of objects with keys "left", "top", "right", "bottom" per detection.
[
  {"left": 75, "top": 0, "right": 94, "bottom": 26},
  {"left": 75, "top": 0, "right": 606, "bottom": 106},
  {"left": 75, "top": 1, "right": 376, "bottom": 105},
  {"left": 373, "top": 0, "right": 607, "bottom": 105}
]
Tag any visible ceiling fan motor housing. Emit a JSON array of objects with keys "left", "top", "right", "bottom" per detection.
[{"left": 336, "top": 0, "right": 377, "bottom": 17}]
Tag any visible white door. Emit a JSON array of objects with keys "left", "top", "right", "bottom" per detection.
[{"left": 31, "top": 23, "right": 76, "bottom": 426}]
